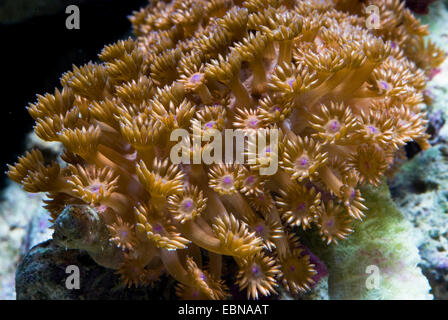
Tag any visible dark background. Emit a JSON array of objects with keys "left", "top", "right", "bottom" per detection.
[{"left": 0, "top": 0, "right": 147, "bottom": 188}]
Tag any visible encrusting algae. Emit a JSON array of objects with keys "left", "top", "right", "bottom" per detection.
[{"left": 6, "top": 0, "right": 446, "bottom": 299}]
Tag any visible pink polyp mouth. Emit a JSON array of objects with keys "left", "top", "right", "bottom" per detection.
[
  {"left": 190, "top": 73, "right": 203, "bottom": 84},
  {"left": 89, "top": 184, "right": 102, "bottom": 193},
  {"left": 368, "top": 125, "right": 378, "bottom": 134},
  {"left": 248, "top": 118, "right": 258, "bottom": 128},
  {"left": 379, "top": 81, "right": 389, "bottom": 90},
  {"left": 299, "top": 157, "right": 308, "bottom": 167},
  {"left": 287, "top": 79, "right": 295, "bottom": 88},
  {"left": 223, "top": 176, "right": 232, "bottom": 185},
  {"left": 252, "top": 265, "right": 260, "bottom": 274},
  {"left": 204, "top": 121, "right": 215, "bottom": 129},
  {"left": 183, "top": 200, "right": 193, "bottom": 209},
  {"left": 329, "top": 120, "right": 340, "bottom": 132},
  {"left": 153, "top": 224, "right": 163, "bottom": 233}
]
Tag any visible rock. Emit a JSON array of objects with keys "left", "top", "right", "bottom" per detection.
[
  {"left": 0, "top": 183, "right": 49, "bottom": 299},
  {"left": 385, "top": 1, "right": 448, "bottom": 299},
  {"left": 427, "top": 110, "right": 445, "bottom": 144},
  {"left": 0, "top": 133, "right": 61, "bottom": 299},
  {"left": 16, "top": 240, "right": 174, "bottom": 300},
  {"left": 389, "top": 145, "right": 448, "bottom": 299},
  {"left": 421, "top": 1, "right": 448, "bottom": 145},
  {"left": 53, "top": 204, "right": 125, "bottom": 270}
]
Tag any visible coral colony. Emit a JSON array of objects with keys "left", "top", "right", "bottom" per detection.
[{"left": 7, "top": 0, "right": 445, "bottom": 299}]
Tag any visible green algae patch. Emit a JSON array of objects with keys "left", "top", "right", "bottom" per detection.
[{"left": 307, "top": 182, "right": 433, "bottom": 300}]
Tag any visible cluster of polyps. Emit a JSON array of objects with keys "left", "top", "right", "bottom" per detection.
[{"left": 7, "top": 0, "right": 445, "bottom": 299}]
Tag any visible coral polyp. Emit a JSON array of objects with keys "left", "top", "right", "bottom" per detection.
[{"left": 7, "top": 0, "right": 445, "bottom": 300}]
